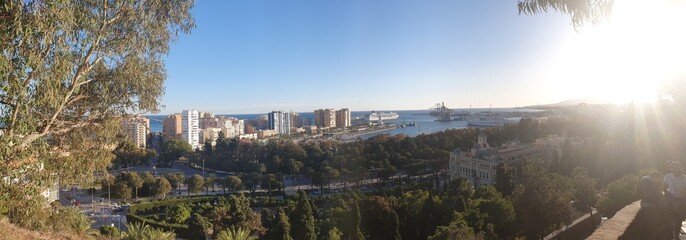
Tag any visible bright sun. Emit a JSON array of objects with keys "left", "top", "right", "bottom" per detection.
[{"left": 548, "top": 0, "right": 686, "bottom": 104}]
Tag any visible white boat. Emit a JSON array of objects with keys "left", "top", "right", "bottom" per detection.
[
  {"left": 467, "top": 116, "right": 509, "bottom": 127},
  {"left": 365, "top": 111, "right": 400, "bottom": 122}
]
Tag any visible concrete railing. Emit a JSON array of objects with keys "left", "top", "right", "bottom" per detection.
[{"left": 587, "top": 201, "right": 642, "bottom": 240}]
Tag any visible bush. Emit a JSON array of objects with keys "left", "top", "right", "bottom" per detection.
[{"left": 99, "top": 225, "right": 120, "bottom": 237}]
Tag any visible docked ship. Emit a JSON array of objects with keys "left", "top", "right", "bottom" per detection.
[
  {"left": 467, "top": 116, "right": 510, "bottom": 127},
  {"left": 365, "top": 111, "right": 400, "bottom": 122}
]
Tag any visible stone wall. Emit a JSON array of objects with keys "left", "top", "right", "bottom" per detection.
[{"left": 587, "top": 201, "right": 641, "bottom": 240}]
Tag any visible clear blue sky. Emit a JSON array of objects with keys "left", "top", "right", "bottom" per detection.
[{"left": 161, "top": 0, "right": 580, "bottom": 115}]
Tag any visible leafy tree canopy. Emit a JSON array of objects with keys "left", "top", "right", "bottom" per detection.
[{"left": 0, "top": 0, "right": 194, "bottom": 227}]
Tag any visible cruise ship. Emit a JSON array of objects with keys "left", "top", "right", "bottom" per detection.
[
  {"left": 467, "top": 116, "right": 510, "bottom": 127},
  {"left": 365, "top": 111, "right": 400, "bottom": 122}
]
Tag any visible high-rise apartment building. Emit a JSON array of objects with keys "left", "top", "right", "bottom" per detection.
[
  {"left": 181, "top": 110, "right": 200, "bottom": 149},
  {"left": 268, "top": 111, "right": 291, "bottom": 135},
  {"left": 314, "top": 109, "right": 336, "bottom": 128},
  {"left": 200, "top": 127, "right": 222, "bottom": 147},
  {"left": 122, "top": 116, "right": 150, "bottom": 148},
  {"left": 162, "top": 113, "right": 182, "bottom": 140},
  {"left": 336, "top": 108, "right": 351, "bottom": 128},
  {"left": 290, "top": 112, "right": 301, "bottom": 128}
]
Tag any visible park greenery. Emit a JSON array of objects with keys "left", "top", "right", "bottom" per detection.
[{"left": 117, "top": 165, "right": 641, "bottom": 240}]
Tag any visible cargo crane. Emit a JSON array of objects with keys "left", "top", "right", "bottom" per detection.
[{"left": 430, "top": 102, "right": 453, "bottom": 122}]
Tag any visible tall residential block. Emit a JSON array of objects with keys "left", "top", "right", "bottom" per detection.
[
  {"left": 181, "top": 110, "right": 200, "bottom": 149},
  {"left": 336, "top": 108, "right": 351, "bottom": 127},
  {"left": 162, "top": 113, "right": 182, "bottom": 140},
  {"left": 268, "top": 111, "right": 291, "bottom": 135},
  {"left": 314, "top": 109, "right": 336, "bottom": 128},
  {"left": 200, "top": 127, "right": 222, "bottom": 147},
  {"left": 290, "top": 112, "right": 301, "bottom": 128},
  {"left": 122, "top": 116, "right": 150, "bottom": 148}
]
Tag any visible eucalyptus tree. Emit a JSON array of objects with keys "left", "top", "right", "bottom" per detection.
[{"left": 0, "top": 0, "right": 194, "bottom": 226}]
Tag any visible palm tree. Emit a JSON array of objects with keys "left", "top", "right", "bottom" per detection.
[
  {"left": 70, "top": 214, "right": 99, "bottom": 239},
  {"left": 516, "top": 0, "right": 613, "bottom": 28},
  {"left": 215, "top": 227, "right": 256, "bottom": 240},
  {"left": 124, "top": 222, "right": 177, "bottom": 240},
  {"left": 146, "top": 227, "right": 177, "bottom": 240},
  {"left": 123, "top": 222, "right": 150, "bottom": 240}
]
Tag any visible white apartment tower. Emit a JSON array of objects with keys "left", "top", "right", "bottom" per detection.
[
  {"left": 181, "top": 110, "right": 200, "bottom": 149},
  {"left": 268, "top": 111, "right": 291, "bottom": 135}
]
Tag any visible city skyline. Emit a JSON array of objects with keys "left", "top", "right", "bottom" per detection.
[{"left": 160, "top": 0, "right": 685, "bottom": 115}]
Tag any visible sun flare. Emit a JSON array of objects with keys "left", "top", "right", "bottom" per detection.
[{"left": 548, "top": 0, "right": 686, "bottom": 104}]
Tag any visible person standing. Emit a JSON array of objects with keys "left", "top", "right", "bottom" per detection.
[
  {"left": 664, "top": 162, "right": 686, "bottom": 239},
  {"left": 640, "top": 171, "right": 663, "bottom": 208}
]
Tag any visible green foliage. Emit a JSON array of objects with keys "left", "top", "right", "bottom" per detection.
[
  {"left": 124, "top": 222, "right": 151, "bottom": 240},
  {"left": 162, "top": 139, "right": 193, "bottom": 162},
  {"left": 223, "top": 175, "right": 243, "bottom": 193},
  {"left": 465, "top": 187, "right": 515, "bottom": 238},
  {"left": 290, "top": 191, "right": 317, "bottom": 240},
  {"left": 206, "top": 194, "right": 263, "bottom": 235},
  {"left": 166, "top": 204, "right": 192, "bottom": 224},
  {"left": 360, "top": 196, "right": 402, "bottom": 240},
  {"left": 216, "top": 226, "right": 257, "bottom": 240},
  {"left": 429, "top": 215, "right": 484, "bottom": 240},
  {"left": 512, "top": 164, "right": 573, "bottom": 239},
  {"left": 99, "top": 225, "right": 121, "bottom": 238},
  {"left": 185, "top": 174, "right": 205, "bottom": 196},
  {"left": 114, "top": 141, "right": 155, "bottom": 167},
  {"left": 123, "top": 222, "right": 177, "bottom": 240},
  {"left": 188, "top": 213, "right": 213, "bottom": 240},
  {"left": 153, "top": 176, "right": 173, "bottom": 198},
  {"left": 164, "top": 172, "right": 186, "bottom": 193},
  {"left": 0, "top": 0, "right": 194, "bottom": 226},
  {"left": 571, "top": 167, "right": 599, "bottom": 214},
  {"left": 598, "top": 173, "right": 640, "bottom": 217},
  {"left": 268, "top": 207, "right": 293, "bottom": 240},
  {"left": 390, "top": 189, "right": 429, "bottom": 239},
  {"left": 327, "top": 227, "right": 343, "bottom": 240},
  {"left": 495, "top": 163, "right": 515, "bottom": 196},
  {"left": 118, "top": 171, "right": 144, "bottom": 199},
  {"left": 70, "top": 214, "right": 98, "bottom": 239},
  {"left": 114, "top": 182, "right": 133, "bottom": 200}
]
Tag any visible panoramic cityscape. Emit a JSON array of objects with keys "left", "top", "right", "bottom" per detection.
[{"left": 1, "top": 1, "right": 685, "bottom": 240}]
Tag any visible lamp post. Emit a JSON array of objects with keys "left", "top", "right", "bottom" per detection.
[{"left": 202, "top": 156, "right": 205, "bottom": 178}]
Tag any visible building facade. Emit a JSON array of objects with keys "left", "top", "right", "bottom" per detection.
[
  {"left": 181, "top": 110, "right": 200, "bottom": 149},
  {"left": 200, "top": 127, "right": 222, "bottom": 147},
  {"left": 449, "top": 133, "right": 546, "bottom": 187},
  {"left": 268, "top": 111, "right": 291, "bottom": 135},
  {"left": 162, "top": 113, "right": 182, "bottom": 140},
  {"left": 336, "top": 108, "right": 351, "bottom": 128},
  {"left": 290, "top": 112, "right": 301, "bottom": 128},
  {"left": 122, "top": 116, "right": 150, "bottom": 148},
  {"left": 314, "top": 109, "right": 336, "bottom": 128}
]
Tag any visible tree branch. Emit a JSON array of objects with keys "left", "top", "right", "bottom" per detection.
[
  {"left": 41, "top": 2, "right": 110, "bottom": 135},
  {"left": 0, "top": 99, "right": 15, "bottom": 108}
]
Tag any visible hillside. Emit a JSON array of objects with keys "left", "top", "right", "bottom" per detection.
[{"left": 0, "top": 219, "right": 78, "bottom": 240}]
